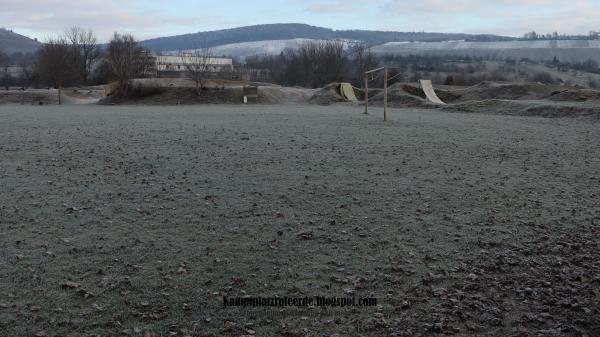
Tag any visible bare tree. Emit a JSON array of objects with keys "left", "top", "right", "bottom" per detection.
[
  {"left": 65, "top": 27, "right": 100, "bottom": 85},
  {"left": 247, "top": 40, "right": 347, "bottom": 88},
  {"left": 351, "top": 42, "right": 378, "bottom": 87},
  {"left": 107, "top": 33, "right": 153, "bottom": 86},
  {"left": 0, "top": 50, "right": 10, "bottom": 90},
  {"left": 179, "top": 46, "right": 213, "bottom": 94},
  {"left": 296, "top": 40, "right": 346, "bottom": 87},
  {"left": 0, "top": 49, "right": 9, "bottom": 74},
  {"left": 36, "top": 37, "right": 74, "bottom": 103},
  {"left": 317, "top": 40, "right": 346, "bottom": 86},
  {"left": 19, "top": 59, "right": 36, "bottom": 86},
  {"left": 1, "top": 51, "right": 11, "bottom": 90}
]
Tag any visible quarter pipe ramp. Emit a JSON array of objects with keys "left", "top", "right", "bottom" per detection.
[
  {"left": 340, "top": 83, "right": 358, "bottom": 102},
  {"left": 419, "top": 80, "right": 446, "bottom": 105}
]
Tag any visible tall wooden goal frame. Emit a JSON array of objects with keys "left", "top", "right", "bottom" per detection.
[{"left": 364, "top": 67, "right": 386, "bottom": 120}]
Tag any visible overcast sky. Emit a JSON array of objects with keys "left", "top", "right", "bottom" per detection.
[{"left": 1, "top": 0, "right": 598, "bottom": 42}]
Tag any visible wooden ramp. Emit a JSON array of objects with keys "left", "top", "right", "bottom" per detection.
[
  {"left": 419, "top": 80, "right": 446, "bottom": 105},
  {"left": 339, "top": 83, "right": 358, "bottom": 102}
]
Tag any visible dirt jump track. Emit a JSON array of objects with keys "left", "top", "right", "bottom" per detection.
[{"left": 3, "top": 79, "right": 600, "bottom": 119}]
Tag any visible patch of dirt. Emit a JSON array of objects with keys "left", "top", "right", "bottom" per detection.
[
  {"left": 61, "top": 88, "right": 104, "bottom": 104},
  {"left": 257, "top": 86, "right": 316, "bottom": 104}
]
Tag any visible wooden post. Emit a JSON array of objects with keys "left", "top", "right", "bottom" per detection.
[
  {"left": 365, "top": 66, "right": 386, "bottom": 119},
  {"left": 58, "top": 87, "right": 61, "bottom": 105},
  {"left": 383, "top": 66, "right": 388, "bottom": 121},
  {"left": 364, "top": 75, "right": 368, "bottom": 114}
]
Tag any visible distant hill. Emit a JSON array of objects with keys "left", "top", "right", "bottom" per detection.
[
  {"left": 141, "top": 23, "right": 510, "bottom": 52},
  {"left": 0, "top": 28, "right": 41, "bottom": 54}
]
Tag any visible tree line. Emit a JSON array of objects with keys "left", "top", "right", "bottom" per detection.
[
  {"left": 522, "top": 31, "right": 600, "bottom": 40},
  {"left": 3, "top": 30, "right": 600, "bottom": 91},
  {"left": 0, "top": 27, "right": 153, "bottom": 90},
  {"left": 245, "top": 40, "right": 378, "bottom": 88}
]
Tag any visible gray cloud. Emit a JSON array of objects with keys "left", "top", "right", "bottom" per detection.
[{"left": 1, "top": 0, "right": 230, "bottom": 41}]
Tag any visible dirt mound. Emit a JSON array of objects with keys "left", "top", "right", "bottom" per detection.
[
  {"left": 61, "top": 88, "right": 104, "bottom": 104},
  {"left": 100, "top": 87, "right": 245, "bottom": 105},
  {"left": 450, "top": 82, "right": 561, "bottom": 101},
  {"left": 389, "top": 83, "right": 463, "bottom": 103},
  {"left": 352, "top": 87, "right": 380, "bottom": 101},
  {"left": 548, "top": 89, "right": 600, "bottom": 102},
  {"left": 258, "top": 86, "right": 315, "bottom": 104},
  {"left": 385, "top": 94, "right": 429, "bottom": 108},
  {"left": 398, "top": 83, "right": 426, "bottom": 98},
  {"left": 444, "top": 99, "right": 600, "bottom": 118},
  {"left": 371, "top": 83, "right": 461, "bottom": 105},
  {"left": 256, "top": 86, "right": 287, "bottom": 104},
  {"left": 429, "top": 88, "right": 462, "bottom": 103},
  {"left": 308, "top": 83, "right": 345, "bottom": 105},
  {"left": 366, "top": 83, "right": 459, "bottom": 108},
  {"left": 370, "top": 88, "right": 429, "bottom": 108},
  {"left": 101, "top": 83, "right": 318, "bottom": 105},
  {"left": 365, "top": 81, "right": 597, "bottom": 107}
]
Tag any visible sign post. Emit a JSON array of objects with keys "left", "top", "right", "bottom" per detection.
[{"left": 364, "top": 77, "right": 368, "bottom": 114}]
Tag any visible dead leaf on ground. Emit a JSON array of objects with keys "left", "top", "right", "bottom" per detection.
[
  {"left": 232, "top": 277, "right": 246, "bottom": 288},
  {"left": 297, "top": 231, "right": 314, "bottom": 240},
  {"left": 60, "top": 281, "right": 81, "bottom": 289},
  {"left": 76, "top": 288, "right": 95, "bottom": 298}
]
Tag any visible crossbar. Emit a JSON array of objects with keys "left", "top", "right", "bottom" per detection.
[{"left": 365, "top": 67, "right": 385, "bottom": 75}]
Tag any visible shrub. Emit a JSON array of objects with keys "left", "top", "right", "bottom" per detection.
[
  {"left": 531, "top": 72, "right": 555, "bottom": 84},
  {"left": 114, "top": 80, "right": 164, "bottom": 98}
]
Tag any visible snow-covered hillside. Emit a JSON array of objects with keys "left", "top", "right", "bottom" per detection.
[
  {"left": 167, "top": 39, "right": 355, "bottom": 60},
  {"left": 166, "top": 38, "right": 600, "bottom": 63},
  {"left": 372, "top": 40, "right": 600, "bottom": 62}
]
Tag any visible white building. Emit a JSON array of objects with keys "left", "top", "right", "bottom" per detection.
[
  {"left": 0, "top": 66, "right": 23, "bottom": 78},
  {"left": 155, "top": 54, "right": 234, "bottom": 74}
]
